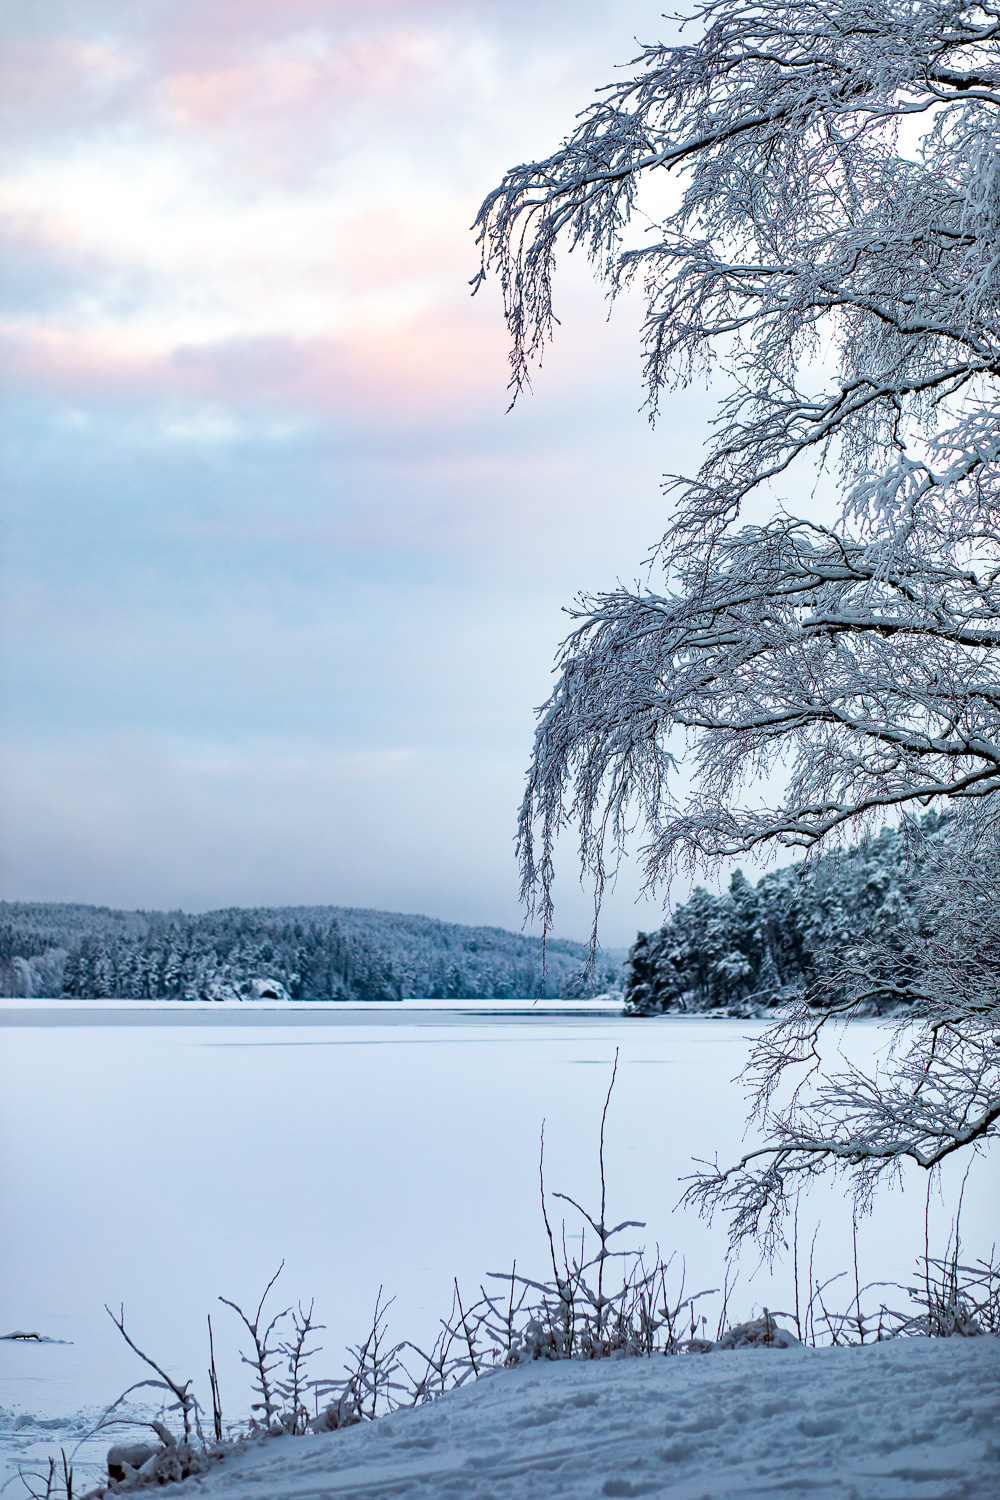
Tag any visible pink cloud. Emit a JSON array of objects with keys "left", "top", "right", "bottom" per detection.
[
  {"left": 1, "top": 5, "right": 477, "bottom": 161},
  {"left": 157, "top": 28, "right": 447, "bottom": 134},
  {"left": 155, "top": 0, "right": 476, "bottom": 59},
  {"left": 0, "top": 301, "right": 512, "bottom": 426},
  {"left": 0, "top": 0, "right": 652, "bottom": 419},
  {"left": 175, "top": 310, "right": 512, "bottom": 416}
]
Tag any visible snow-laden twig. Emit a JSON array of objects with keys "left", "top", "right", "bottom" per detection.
[
  {"left": 102, "top": 1308, "right": 202, "bottom": 1445},
  {"left": 275, "top": 1303, "right": 325, "bottom": 1436},
  {"left": 218, "top": 1263, "right": 289, "bottom": 1433}
]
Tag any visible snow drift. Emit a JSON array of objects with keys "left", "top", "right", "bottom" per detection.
[{"left": 159, "top": 1335, "right": 998, "bottom": 1500}]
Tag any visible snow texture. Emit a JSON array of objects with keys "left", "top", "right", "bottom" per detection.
[
  {"left": 0, "top": 1404, "right": 153, "bottom": 1497},
  {"left": 164, "top": 1337, "right": 998, "bottom": 1500}
]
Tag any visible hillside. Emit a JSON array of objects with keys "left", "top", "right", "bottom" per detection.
[{"left": 0, "top": 902, "right": 625, "bottom": 1003}]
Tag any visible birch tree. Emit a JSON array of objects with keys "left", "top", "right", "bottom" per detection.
[{"left": 476, "top": 0, "right": 1000, "bottom": 1235}]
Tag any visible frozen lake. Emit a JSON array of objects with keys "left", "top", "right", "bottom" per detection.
[{"left": 1, "top": 1000, "right": 995, "bottom": 1467}]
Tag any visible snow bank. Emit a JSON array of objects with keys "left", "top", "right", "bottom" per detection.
[{"left": 167, "top": 1337, "right": 997, "bottom": 1500}]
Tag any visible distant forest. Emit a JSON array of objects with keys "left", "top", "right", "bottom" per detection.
[
  {"left": 624, "top": 819, "right": 944, "bottom": 1016},
  {"left": 2, "top": 821, "right": 940, "bottom": 1008},
  {"left": 0, "top": 902, "right": 625, "bottom": 1002}
]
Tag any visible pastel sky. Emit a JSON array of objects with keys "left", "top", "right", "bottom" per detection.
[{"left": 0, "top": 0, "right": 718, "bottom": 946}]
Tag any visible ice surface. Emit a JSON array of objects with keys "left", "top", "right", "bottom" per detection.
[
  {"left": 1, "top": 1004, "right": 996, "bottom": 1492},
  {"left": 0, "top": 1403, "right": 154, "bottom": 1496}
]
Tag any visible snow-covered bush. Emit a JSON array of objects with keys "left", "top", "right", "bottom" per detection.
[{"left": 711, "top": 1312, "right": 800, "bottom": 1350}]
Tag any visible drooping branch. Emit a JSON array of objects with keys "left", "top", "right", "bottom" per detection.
[
  {"left": 476, "top": 2, "right": 1000, "bottom": 919},
  {"left": 517, "top": 514, "right": 1000, "bottom": 921},
  {"left": 476, "top": 0, "right": 1000, "bottom": 442},
  {"left": 684, "top": 1036, "right": 999, "bottom": 1251}
]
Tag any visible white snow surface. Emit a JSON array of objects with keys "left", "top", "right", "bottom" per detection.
[{"left": 170, "top": 1338, "right": 998, "bottom": 1500}]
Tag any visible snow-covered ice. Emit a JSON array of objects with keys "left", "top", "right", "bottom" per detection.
[
  {"left": 0, "top": 1404, "right": 154, "bottom": 1497},
  {"left": 3, "top": 1004, "right": 997, "bottom": 1495},
  {"left": 161, "top": 1337, "right": 998, "bottom": 1500}
]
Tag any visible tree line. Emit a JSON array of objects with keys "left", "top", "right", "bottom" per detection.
[
  {"left": 624, "top": 820, "right": 941, "bottom": 1016},
  {"left": 0, "top": 903, "right": 623, "bottom": 1002}
]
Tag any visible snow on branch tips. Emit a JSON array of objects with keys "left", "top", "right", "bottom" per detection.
[{"left": 477, "top": 0, "right": 1000, "bottom": 1239}]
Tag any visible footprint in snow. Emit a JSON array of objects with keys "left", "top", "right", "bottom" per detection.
[
  {"left": 520, "top": 1404, "right": 565, "bottom": 1428},
  {"left": 798, "top": 1414, "right": 844, "bottom": 1437},
  {"left": 602, "top": 1479, "right": 663, "bottom": 1496}
]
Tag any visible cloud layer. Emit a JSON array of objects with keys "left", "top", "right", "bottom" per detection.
[{"left": 0, "top": 0, "right": 702, "bottom": 944}]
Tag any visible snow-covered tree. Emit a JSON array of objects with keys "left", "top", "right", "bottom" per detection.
[
  {"left": 478, "top": 0, "right": 1000, "bottom": 897},
  {"left": 477, "top": 0, "right": 1000, "bottom": 1231},
  {"left": 624, "top": 819, "right": 937, "bottom": 1015},
  {"left": 0, "top": 902, "right": 607, "bottom": 1001}
]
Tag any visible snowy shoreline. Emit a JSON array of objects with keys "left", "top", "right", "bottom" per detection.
[
  {"left": 3, "top": 1332, "right": 997, "bottom": 1498},
  {"left": 0, "top": 997, "right": 628, "bottom": 1015},
  {"left": 86, "top": 1337, "right": 1000, "bottom": 1500},
  {"left": 4, "top": 1005, "right": 995, "bottom": 1499}
]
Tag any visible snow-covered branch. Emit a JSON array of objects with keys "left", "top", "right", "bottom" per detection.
[
  {"left": 475, "top": 0, "right": 1000, "bottom": 903},
  {"left": 519, "top": 513, "right": 1000, "bottom": 919}
]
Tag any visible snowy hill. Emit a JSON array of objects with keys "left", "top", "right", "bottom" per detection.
[
  {"left": 0, "top": 902, "right": 625, "bottom": 1002},
  {"left": 140, "top": 1337, "right": 998, "bottom": 1500},
  {"left": 625, "top": 818, "right": 947, "bottom": 1016}
]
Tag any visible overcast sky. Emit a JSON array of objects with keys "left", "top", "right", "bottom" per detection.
[{"left": 0, "top": 0, "right": 723, "bottom": 946}]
